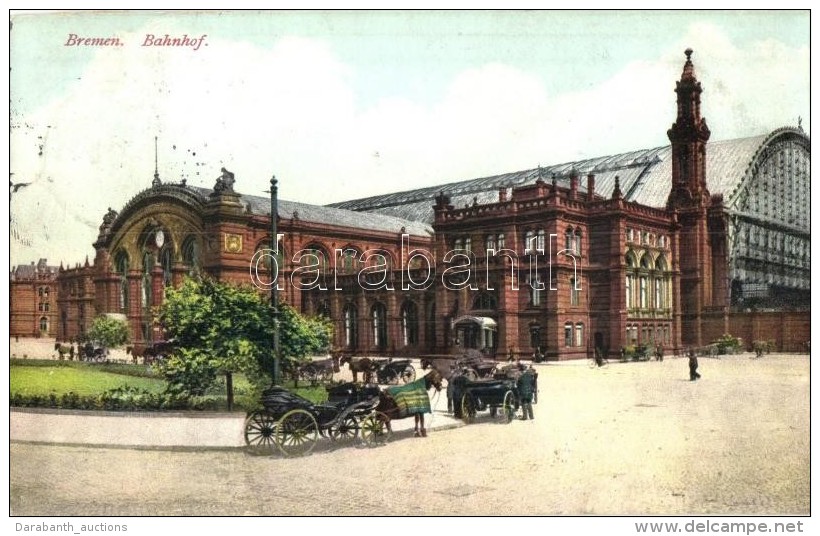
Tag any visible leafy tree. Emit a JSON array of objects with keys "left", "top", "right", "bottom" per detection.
[
  {"left": 87, "top": 315, "right": 130, "bottom": 349},
  {"left": 157, "top": 277, "right": 332, "bottom": 398}
]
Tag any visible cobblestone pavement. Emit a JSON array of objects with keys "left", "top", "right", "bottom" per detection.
[{"left": 10, "top": 354, "right": 809, "bottom": 516}]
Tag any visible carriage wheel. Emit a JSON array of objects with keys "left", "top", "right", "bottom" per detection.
[
  {"left": 244, "top": 410, "right": 278, "bottom": 453},
  {"left": 360, "top": 411, "right": 392, "bottom": 446},
  {"left": 400, "top": 364, "right": 416, "bottom": 384},
  {"left": 276, "top": 409, "right": 319, "bottom": 457},
  {"left": 329, "top": 415, "right": 359, "bottom": 444},
  {"left": 461, "top": 394, "right": 476, "bottom": 424},
  {"left": 495, "top": 391, "right": 515, "bottom": 424}
]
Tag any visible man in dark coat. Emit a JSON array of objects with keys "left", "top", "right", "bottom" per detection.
[
  {"left": 517, "top": 367, "right": 536, "bottom": 420},
  {"left": 688, "top": 350, "right": 701, "bottom": 381}
]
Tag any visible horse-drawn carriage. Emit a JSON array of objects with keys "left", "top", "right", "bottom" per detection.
[
  {"left": 289, "top": 356, "right": 339, "bottom": 386},
  {"left": 420, "top": 352, "right": 498, "bottom": 381},
  {"left": 243, "top": 368, "right": 444, "bottom": 455},
  {"left": 372, "top": 358, "right": 416, "bottom": 385},
  {"left": 448, "top": 363, "right": 537, "bottom": 424},
  {"left": 339, "top": 356, "right": 416, "bottom": 385},
  {"left": 243, "top": 382, "right": 389, "bottom": 456},
  {"left": 126, "top": 340, "right": 175, "bottom": 365},
  {"left": 450, "top": 376, "right": 517, "bottom": 424}
]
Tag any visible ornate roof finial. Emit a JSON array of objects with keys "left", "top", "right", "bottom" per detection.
[
  {"left": 681, "top": 48, "right": 695, "bottom": 81},
  {"left": 612, "top": 175, "right": 623, "bottom": 200}
]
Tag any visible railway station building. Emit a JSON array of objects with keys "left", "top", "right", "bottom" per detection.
[{"left": 13, "top": 50, "right": 810, "bottom": 360}]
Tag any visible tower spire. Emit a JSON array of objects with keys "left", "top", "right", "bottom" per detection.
[
  {"left": 152, "top": 136, "right": 161, "bottom": 187},
  {"left": 667, "top": 48, "right": 710, "bottom": 202}
]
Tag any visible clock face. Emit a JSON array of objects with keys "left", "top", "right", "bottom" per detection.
[{"left": 155, "top": 230, "right": 165, "bottom": 248}]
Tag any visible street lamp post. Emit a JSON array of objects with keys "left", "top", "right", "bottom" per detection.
[{"left": 270, "top": 175, "right": 281, "bottom": 385}]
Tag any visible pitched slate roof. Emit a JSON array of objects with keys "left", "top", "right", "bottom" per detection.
[
  {"left": 185, "top": 187, "right": 432, "bottom": 237},
  {"left": 328, "top": 130, "right": 804, "bottom": 224}
]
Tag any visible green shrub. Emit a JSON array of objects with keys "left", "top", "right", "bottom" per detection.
[{"left": 714, "top": 333, "right": 742, "bottom": 355}]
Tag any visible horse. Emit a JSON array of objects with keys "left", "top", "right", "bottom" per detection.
[
  {"left": 127, "top": 340, "right": 175, "bottom": 366},
  {"left": 81, "top": 342, "right": 108, "bottom": 363},
  {"left": 339, "top": 356, "right": 378, "bottom": 383},
  {"left": 54, "top": 342, "right": 73, "bottom": 361},
  {"left": 374, "top": 368, "right": 444, "bottom": 438}
]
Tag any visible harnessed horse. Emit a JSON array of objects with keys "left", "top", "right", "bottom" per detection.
[
  {"left": 339, "top": 356, "right": 378, "bottom": 383},
  {"left": 374, "top": 368, "right": 443, "bottom": 437},
  {"left": 54, "top": 342, "right": 73, "bottom": 360}
]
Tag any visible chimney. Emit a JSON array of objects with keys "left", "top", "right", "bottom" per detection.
[
  {"left": 570, "top": 168, "right": 579, "bottom": 199},
  {"left": 587, "top": 173, "right": 596, "bottom": 200},
  {"left": 499, "top": 187, "right": 507, "bottom": 202}
]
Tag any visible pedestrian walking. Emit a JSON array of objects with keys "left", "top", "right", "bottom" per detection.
[
  {"left": 517, "top": 366, "right": 536, "bottom": 420},
  {"left": 688, "top": 349, "right": 701, "bottom": 381}
]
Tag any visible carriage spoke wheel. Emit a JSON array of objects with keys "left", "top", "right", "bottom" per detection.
[
  {"left": 244, "top": 410, "right": 278, "bottom": 453},
  {"left": 276, "top": 409, "right": 319, "bottom": 457},
  {"left": 400, "top": 364, "right": 416, "bottom": 384},
  {"left": 461, "top": 394, "right": 476, "bottom": 424},
  {"left": 329, "top": 415, "right": 359, "bottom": 444},
  {"left": 360, "top": 411, "right": 392, "bottom": 447},
  {"left": 496, "top": 391, "right": 515, "bottom": 424}
]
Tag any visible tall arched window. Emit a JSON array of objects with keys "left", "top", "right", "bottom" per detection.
[
  {"left": 340, "top": 247, "right": 360, "bottom": 274},
  {"left": 302, "top": 244, "right": 329, "bottom": 274},
  {"left": 401, "top": 301, "right": 419, "bottom": 346},
  {"left": 160, "top": 247, "right": 173, "bottom": 287},
  {"left": 575, "top": 323, "right": 584, "bottom": 347},
  {"left": 344, "top": 303, "right": 358, "bottom": 349},
  {"left": 485, "top": 234, "right": 496, "bottom": 252},
  {"left": 524, "top": 230, "right": 535, "bottom": 254},
  {"left": 114, "top": 250, "right": 129, "bottom": 312},
  {"left": 497, "top": 233, "right": 506, "bottom": 249},
  {"left": 565, "top": 227, "right": 574, "bottom": 251},
  {"left": 372, "top": 303, "right": 388, "bottom": 350},
  {"left": 536, "top": 229, "right": 545, "bottom": 252},
  {"left": 570, "top": 277, "right": 580, "bottom": 306},
  {"left": 182, "top": 236, "right": 200, "bottom": 276},
  {"left": 39, "top": 316, "right": 48, "bottom": 333},
  {"left": 639, "top": 277, "right": 648, "bottom": 308},
  {"left": 141, "top": 252, "right": 153, "bottom": 307},
  {"left": 574, "top": 228, "right": 583, "bottom": 255},
  {"left": 564, "top": 322, "right": 573, "bottom": 347}
]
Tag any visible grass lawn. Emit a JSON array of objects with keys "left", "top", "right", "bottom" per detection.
[
  {"left": 10, "top": 366, "right": 166, "bottom": 396},
  {"left": 10, "top": 360, "right": 332, "bottom": 407}
]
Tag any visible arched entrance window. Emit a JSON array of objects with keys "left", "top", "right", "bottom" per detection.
[
  {"left": 372, "top": 303, "right": 388, "bottom": 350},
  {"left": 401, "top": 301, "right": 419, "bottom": 346},
  {"left": 39, "top": 316, "right": 48, "bottom": 333}
]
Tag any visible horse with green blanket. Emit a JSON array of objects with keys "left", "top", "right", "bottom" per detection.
[{"left": 375, "top": 368, "right": 443, "bottom": 437}]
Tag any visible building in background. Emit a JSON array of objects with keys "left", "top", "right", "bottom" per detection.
[{"left": 10, "top": 258, "right": 59, "bottom": 338}]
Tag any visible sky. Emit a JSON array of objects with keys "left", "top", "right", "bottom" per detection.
[{"left": 7, "top": 10, "right": 810, "bottom": 268}]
